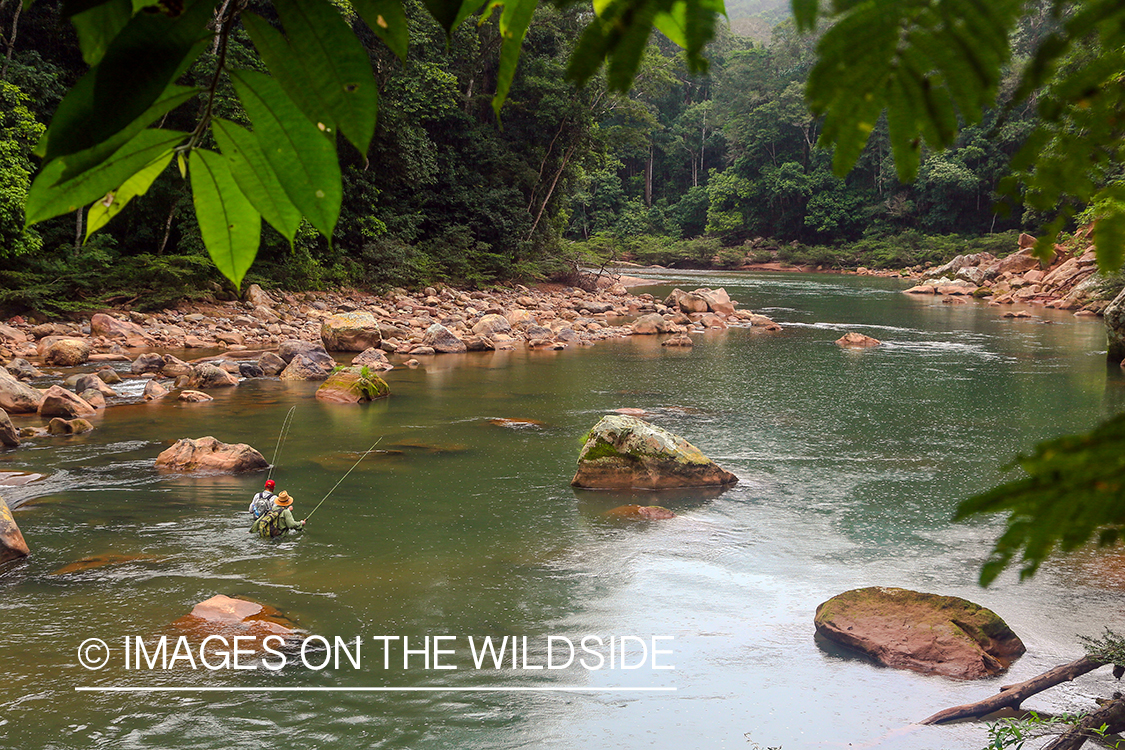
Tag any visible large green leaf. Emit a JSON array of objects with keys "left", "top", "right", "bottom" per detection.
[
  {"left": 488, "top": 0, "right": 537, "bottom": 118},
  {"left": 55, "top": 84, "right": 198, "bottom": 182},
  {"left": 241, "top": 13, "right": 332, "bottom": 134},
  {"left": 40, "top": 0, "right": 215, "bottom": 162},
  {"left": 84, "top": 150, "right": 174, "bottom": 239},
  {"left": 26, "top": 128, "right": 187, "bottom": 225},
  {"left": 189, "top": 148, "right": 261, "bottom": 289},
  {"left": 350, "top": 0, "right": 410, "bottom": 62},
  {"left": 230, "top": 69, "right": 342, "bottom": 240},
  {"left": 272, "top": 0, "right": 379, "bottom": 155},
  {"left": 212, "top": 118, "right": 303, "bottom": 244},
  {"left": 569, "top": 0, "right": 665, "bottom": 92},
  {"left": 806, "top": 0, "right": 1025, "bottom": 180},
  {"left": 71, "top": 0, "right": 132, "bottom": 66}
]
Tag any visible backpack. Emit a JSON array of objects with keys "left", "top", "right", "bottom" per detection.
[{"left": 255, "top": 508, "right": 285, "bottom": 538}]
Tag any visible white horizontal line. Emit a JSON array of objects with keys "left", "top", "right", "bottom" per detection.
[{"left": 77, "top": 686, "right": 676, "bottom": 693}]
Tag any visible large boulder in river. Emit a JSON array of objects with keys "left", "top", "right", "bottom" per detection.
[
  {"left": 38, "top": 385, "right": 96, "bottom": 419},
  {"left": 257, "top": 351, "right": 287, "bottom": 376},
  {"left": 1105, "top": 286, "right": 1125, "bottom": 364},
  {"left": 131, "top": 352, "right": 166, "bottom": 375},
  {"left": 41, "top": 337, "right": 91, "bottom": 366},
  {"left": 631, "top": 313, "right": 669, "bottom": 335},
  {"left": 188, "top": 363, "right": 238, "bottom": 389},
  {"left": 0, "top": 367, "right": 42, "bottom": 414},
  {"left": 155, "top": 436, "right": 269, "bottom": 473},
  {"left": 279, "top": 354, "right": 329, "bottom": 381},
  {"left": 315, "top": 366, "right": 390, "bottom": 404},
  {"left": 664, "top": 288, "right": 710, "bottom": 314},
  {"left": 350, "top": 347, "right": 393, "bottom": 370},
  {"left": 0, "top": 495, "right": 29, "bottom": 563},
  {"left": 572, "top": 414, "right": 738, "bottom": 490},
  {"left": 422, "top": 323, "right": 466, "bottom": 353},
  {"left": 90, "top": 313, "right": 147, "bottom": 340},
  {"left": 0, "top": 409, "right": 18, "bottom": 448},
  {"left": 278, "top": 340, "right": 334, "bottom": 370},
  {"left": 814, "top": 587, "right": 1025, "bottom": 679},
  {"left": 321, "top": 311, "right": 382, "bottom": 352}
]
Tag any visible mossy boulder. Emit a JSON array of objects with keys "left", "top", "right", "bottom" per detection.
[
  {"left": 814, "top": 587, "right": 1025, "bottom": 679},
  {"left": 572, "top": 414, "right": 738, "bottom": 490},
  {"left": 315, "top": 366, "right": 390, "bottom": 404}
]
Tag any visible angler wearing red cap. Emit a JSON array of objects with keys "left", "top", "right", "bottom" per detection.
[{"left": 249, "top": 479, "right": 277, "bottom": 519}]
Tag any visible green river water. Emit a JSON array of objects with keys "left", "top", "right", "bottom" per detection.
[{"left": 2, "top": 269, "right": 1124, "bottom": 750}]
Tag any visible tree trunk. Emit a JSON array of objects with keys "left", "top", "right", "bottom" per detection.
[
  {"left": 527, "top": 139, "right": 578, "bottom": 240},
  {"left": 921, "top": 656, "right": 1107, "bottom": 725},
  {"left": 644, "top": 141, "right": 653, "bottom": 208},
  {"left": 74, "top": 209, "right": 84, "bottom": 254},
  {"left": 1041, "top": 696, "right": 1125, "bottom": 750},
  {"left": 1, "top": 0, "right": 21, "bottom": 81}
]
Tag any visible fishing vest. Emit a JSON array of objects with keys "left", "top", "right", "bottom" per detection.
[{"left": 255, "top": 508, "right": 286, "bottom": 538}]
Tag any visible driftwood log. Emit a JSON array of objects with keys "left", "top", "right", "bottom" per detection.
[
  {"left": 921, "top": 655, "right": 1107, "bottom": 725},
  {"left": 1041, "top": 696, "right": 1125, "bottom": 750}
]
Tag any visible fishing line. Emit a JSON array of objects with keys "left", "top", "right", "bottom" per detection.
[
  {"left": 267, "top": 406, "right": 297, "bottom": 482},
  {"left": 304, "top": 438, "right": 382, "bottom": 520}
]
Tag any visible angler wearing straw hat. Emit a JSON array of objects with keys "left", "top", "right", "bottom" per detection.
[{"left": 249, "top": 490, "right": 306, "bottom": 539}]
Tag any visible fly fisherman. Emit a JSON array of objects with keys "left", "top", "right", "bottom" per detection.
[
  {"left": 249, "top": 479, "right": 277, "bottom": 519},
  {"left": 250, "top": 491, "right": 306, "bottom": 538}
]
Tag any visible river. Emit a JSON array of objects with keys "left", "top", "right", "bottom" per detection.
[{"left": 2, "top": 269, "right": 1124, "bottom": 750}]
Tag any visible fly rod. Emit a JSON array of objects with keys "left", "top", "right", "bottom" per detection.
[
  {"left": 266, "top": 405, "right": 297, "bottom": 483},
  {"left": 304, "top": 438, "right": 382, "bottom": 521}
]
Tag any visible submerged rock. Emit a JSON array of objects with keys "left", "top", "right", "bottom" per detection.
[
  {"left": 572, "top": 414, "right": 738, "bottom": 490},
  {"left": 315, "top": 366, "right": 390, "bottom": 404},
  {"left": 170, "top": 594, "right": 301, "bottom": 649},
  {"left": 605, "top": 504, "right": 676, "bottom": 521},
  {"left": 835, "top": 332, "right": 881, "bottom": 348},
  {"left": 814, "top": 587, "right": 1025, "bottom": 679},
  {"left": 155, "top": 436, "right": 268, "bottom": 473},
  {"left": 178, "top": 390, "right": 213, "bottom": 403},
  {"left": 46, "top": 417, "right": 94, "bottom": 435},
  {"left": 0, "top": 495, "right": 29, "bottom": 564}
]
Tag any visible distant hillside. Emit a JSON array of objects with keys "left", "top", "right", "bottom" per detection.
[{"left": 726, "top": 0, "right": 790, "bottom": 42}]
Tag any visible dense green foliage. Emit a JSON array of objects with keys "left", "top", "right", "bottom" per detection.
[{"left": 0, "top": 0, "right": 724, "bottom": 302}]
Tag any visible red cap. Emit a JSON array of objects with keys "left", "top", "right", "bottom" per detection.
[{"left": 264, "top": 480, "right": 275, "bottom": 490}]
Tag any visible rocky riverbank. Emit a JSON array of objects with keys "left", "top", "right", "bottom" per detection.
[
  {"left": 0, "top": 275, "right": 782, "bottom": 448},
  {"left": 900, "top": 230, "right": 1115, "bottom": 315}
]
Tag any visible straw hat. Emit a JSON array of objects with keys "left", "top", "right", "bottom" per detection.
[{"left": 275, "top": 491, "right": 293, "bottom": 507}]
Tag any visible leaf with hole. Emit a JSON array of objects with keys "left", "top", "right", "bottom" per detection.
[
  {"left": 212, "top": 117, "right": 302, "bottom": 244},
  {"left": 26, "top": 128, "right": 188, "bottom": 225},
  {"left": 230, "top": 69, "right": 342, "bottom": 241},
  {"left": 85, "top": 149, "right": 173, "bottom": 239}
]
